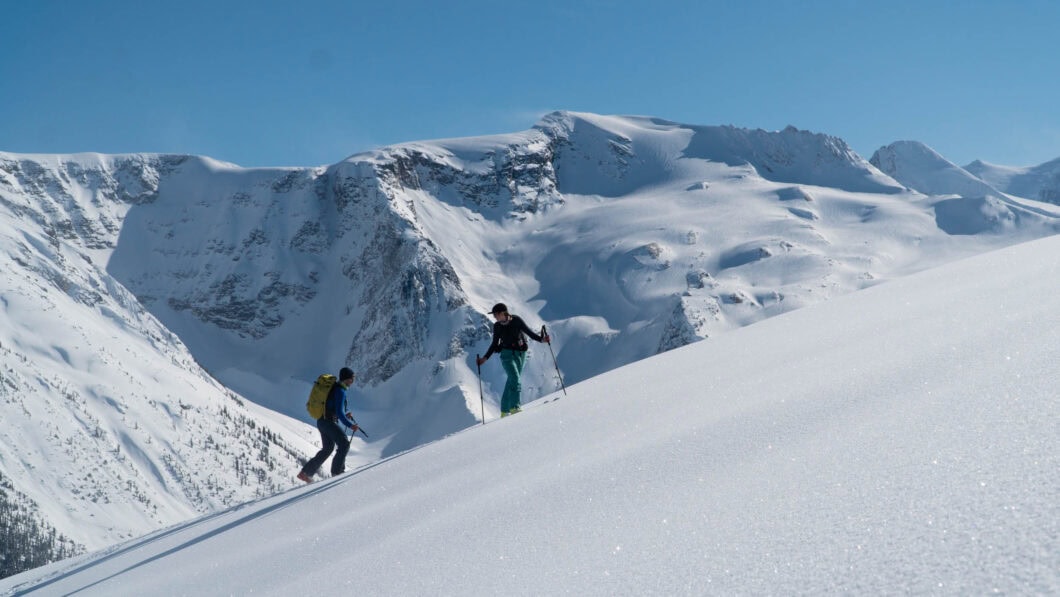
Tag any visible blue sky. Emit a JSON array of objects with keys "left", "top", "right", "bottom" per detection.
[{"left": 4, "top": 0, "right": 1059, "bottom": 168}]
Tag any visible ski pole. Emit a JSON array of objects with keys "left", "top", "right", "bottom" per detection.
[
  {"left": 347, "top": 414, "right": 369, "bottom": 439},
  {"left": 476, "top": 354, "right": 485, "bottom": 425},
  {"left": 542, "top": 325, "right": 567, "bottom": 396}
]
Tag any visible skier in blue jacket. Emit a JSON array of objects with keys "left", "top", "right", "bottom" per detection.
[{"left": 298, "top": 367, "right": 360, "bottom": 482}]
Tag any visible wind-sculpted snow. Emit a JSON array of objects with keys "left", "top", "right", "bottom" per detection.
[
  {"left": 933, "top": 195, "right": 1017, "bottom": 235},
  {"left": 535, "top": 112, "right": 684, "bottom": 196},
  {"left": 2, "top": 113, "right": 1060, "bottom": 565}
]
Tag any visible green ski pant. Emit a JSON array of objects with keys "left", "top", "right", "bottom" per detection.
[{"left": 499, "top": 349, "right": 527, "bottom": 413}]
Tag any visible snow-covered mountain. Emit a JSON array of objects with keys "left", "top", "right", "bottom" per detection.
[
  {"left": 3, "top": 232, "right": 1057, "bottom": 596},
  {"left": 2, "top": 111, "right": 1060, "bottom": 568},
  {"left": 0, "top": 153, "right": 319, "bottom": 555},
  {"left": 870, "top": 140, "right": 1002, "bottom": 198},
  {"left": 869, "top": 140, "right": 1060, "bottom": 235},
  {"left": 965, "top": 156, "right": 1060, "bottom": 204}
]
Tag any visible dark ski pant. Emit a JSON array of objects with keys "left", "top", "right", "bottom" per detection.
[
  {"left": 301, "top": 417, "right": 351, "bottom": 477},
  {"left": 499, "top": 349, "right": 527, "bottom": 414}
]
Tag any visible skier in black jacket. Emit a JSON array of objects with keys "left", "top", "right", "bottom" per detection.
[{"left": 476, "top": 303, "right": 550, "bottom": 416}]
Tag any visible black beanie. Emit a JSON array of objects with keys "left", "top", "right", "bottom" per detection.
[
  {"left": 490, "top": 302, "right": 508, "bottom": 314},
  {"left": 339, "top": 367, "right": 355, "bottom": 381}
]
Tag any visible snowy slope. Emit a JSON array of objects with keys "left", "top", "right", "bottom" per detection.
[
  {"left": 0, "top": 153, "right": 319, "bottom": 552},
  {"left": 3, "top": 233, "right": 1056, "bottom": 596},
  {"left": 3, "top": 113, "right": 1060, "bottom": 563}
]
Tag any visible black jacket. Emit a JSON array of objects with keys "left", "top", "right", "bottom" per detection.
[{"left": 483, "top": 315, "right": 543, "bottom": 360}]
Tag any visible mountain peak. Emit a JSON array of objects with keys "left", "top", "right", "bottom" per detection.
[{"left": 870, "top": 140, "right": 1000, "bottom": 198}]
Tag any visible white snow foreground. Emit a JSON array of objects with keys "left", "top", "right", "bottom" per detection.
[{"left": 3, "top": 235, "right": 1057, "bottom": 595}]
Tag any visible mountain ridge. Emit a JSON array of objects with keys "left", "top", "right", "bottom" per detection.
[{"left": 2, "top": 111, "right": 1059, "bottom": 569}]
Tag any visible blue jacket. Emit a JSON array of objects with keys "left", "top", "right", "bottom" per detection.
[{"left": 325, "top": 382, "right": 356, "bottom": 429}]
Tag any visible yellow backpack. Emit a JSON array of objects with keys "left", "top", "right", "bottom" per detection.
[{"left": 306, "top": 374, "right": 336, "bottom": 419}]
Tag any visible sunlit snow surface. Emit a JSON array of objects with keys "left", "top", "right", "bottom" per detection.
[{"left": 4, "top": 234, "right": 1056, "bottom": 596}]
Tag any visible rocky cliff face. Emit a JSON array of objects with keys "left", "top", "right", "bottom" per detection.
[{"left": 0, "top": 153, "right": 316, "bottom": 554}]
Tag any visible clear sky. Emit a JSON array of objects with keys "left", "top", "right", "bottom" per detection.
[{"left": 4, "top": 0, "right": 1059, "bottom": 169}]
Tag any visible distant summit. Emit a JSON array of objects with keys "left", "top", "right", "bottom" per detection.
[
  {"left": 965, "top": 156, "right": 1060, "bottom": 204},
  {"left": 871, "top": 140, "right": 1000, "bottom": 197},
  {"left": 867, "top": 140, "right": 1060, "bottom": 207}
]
